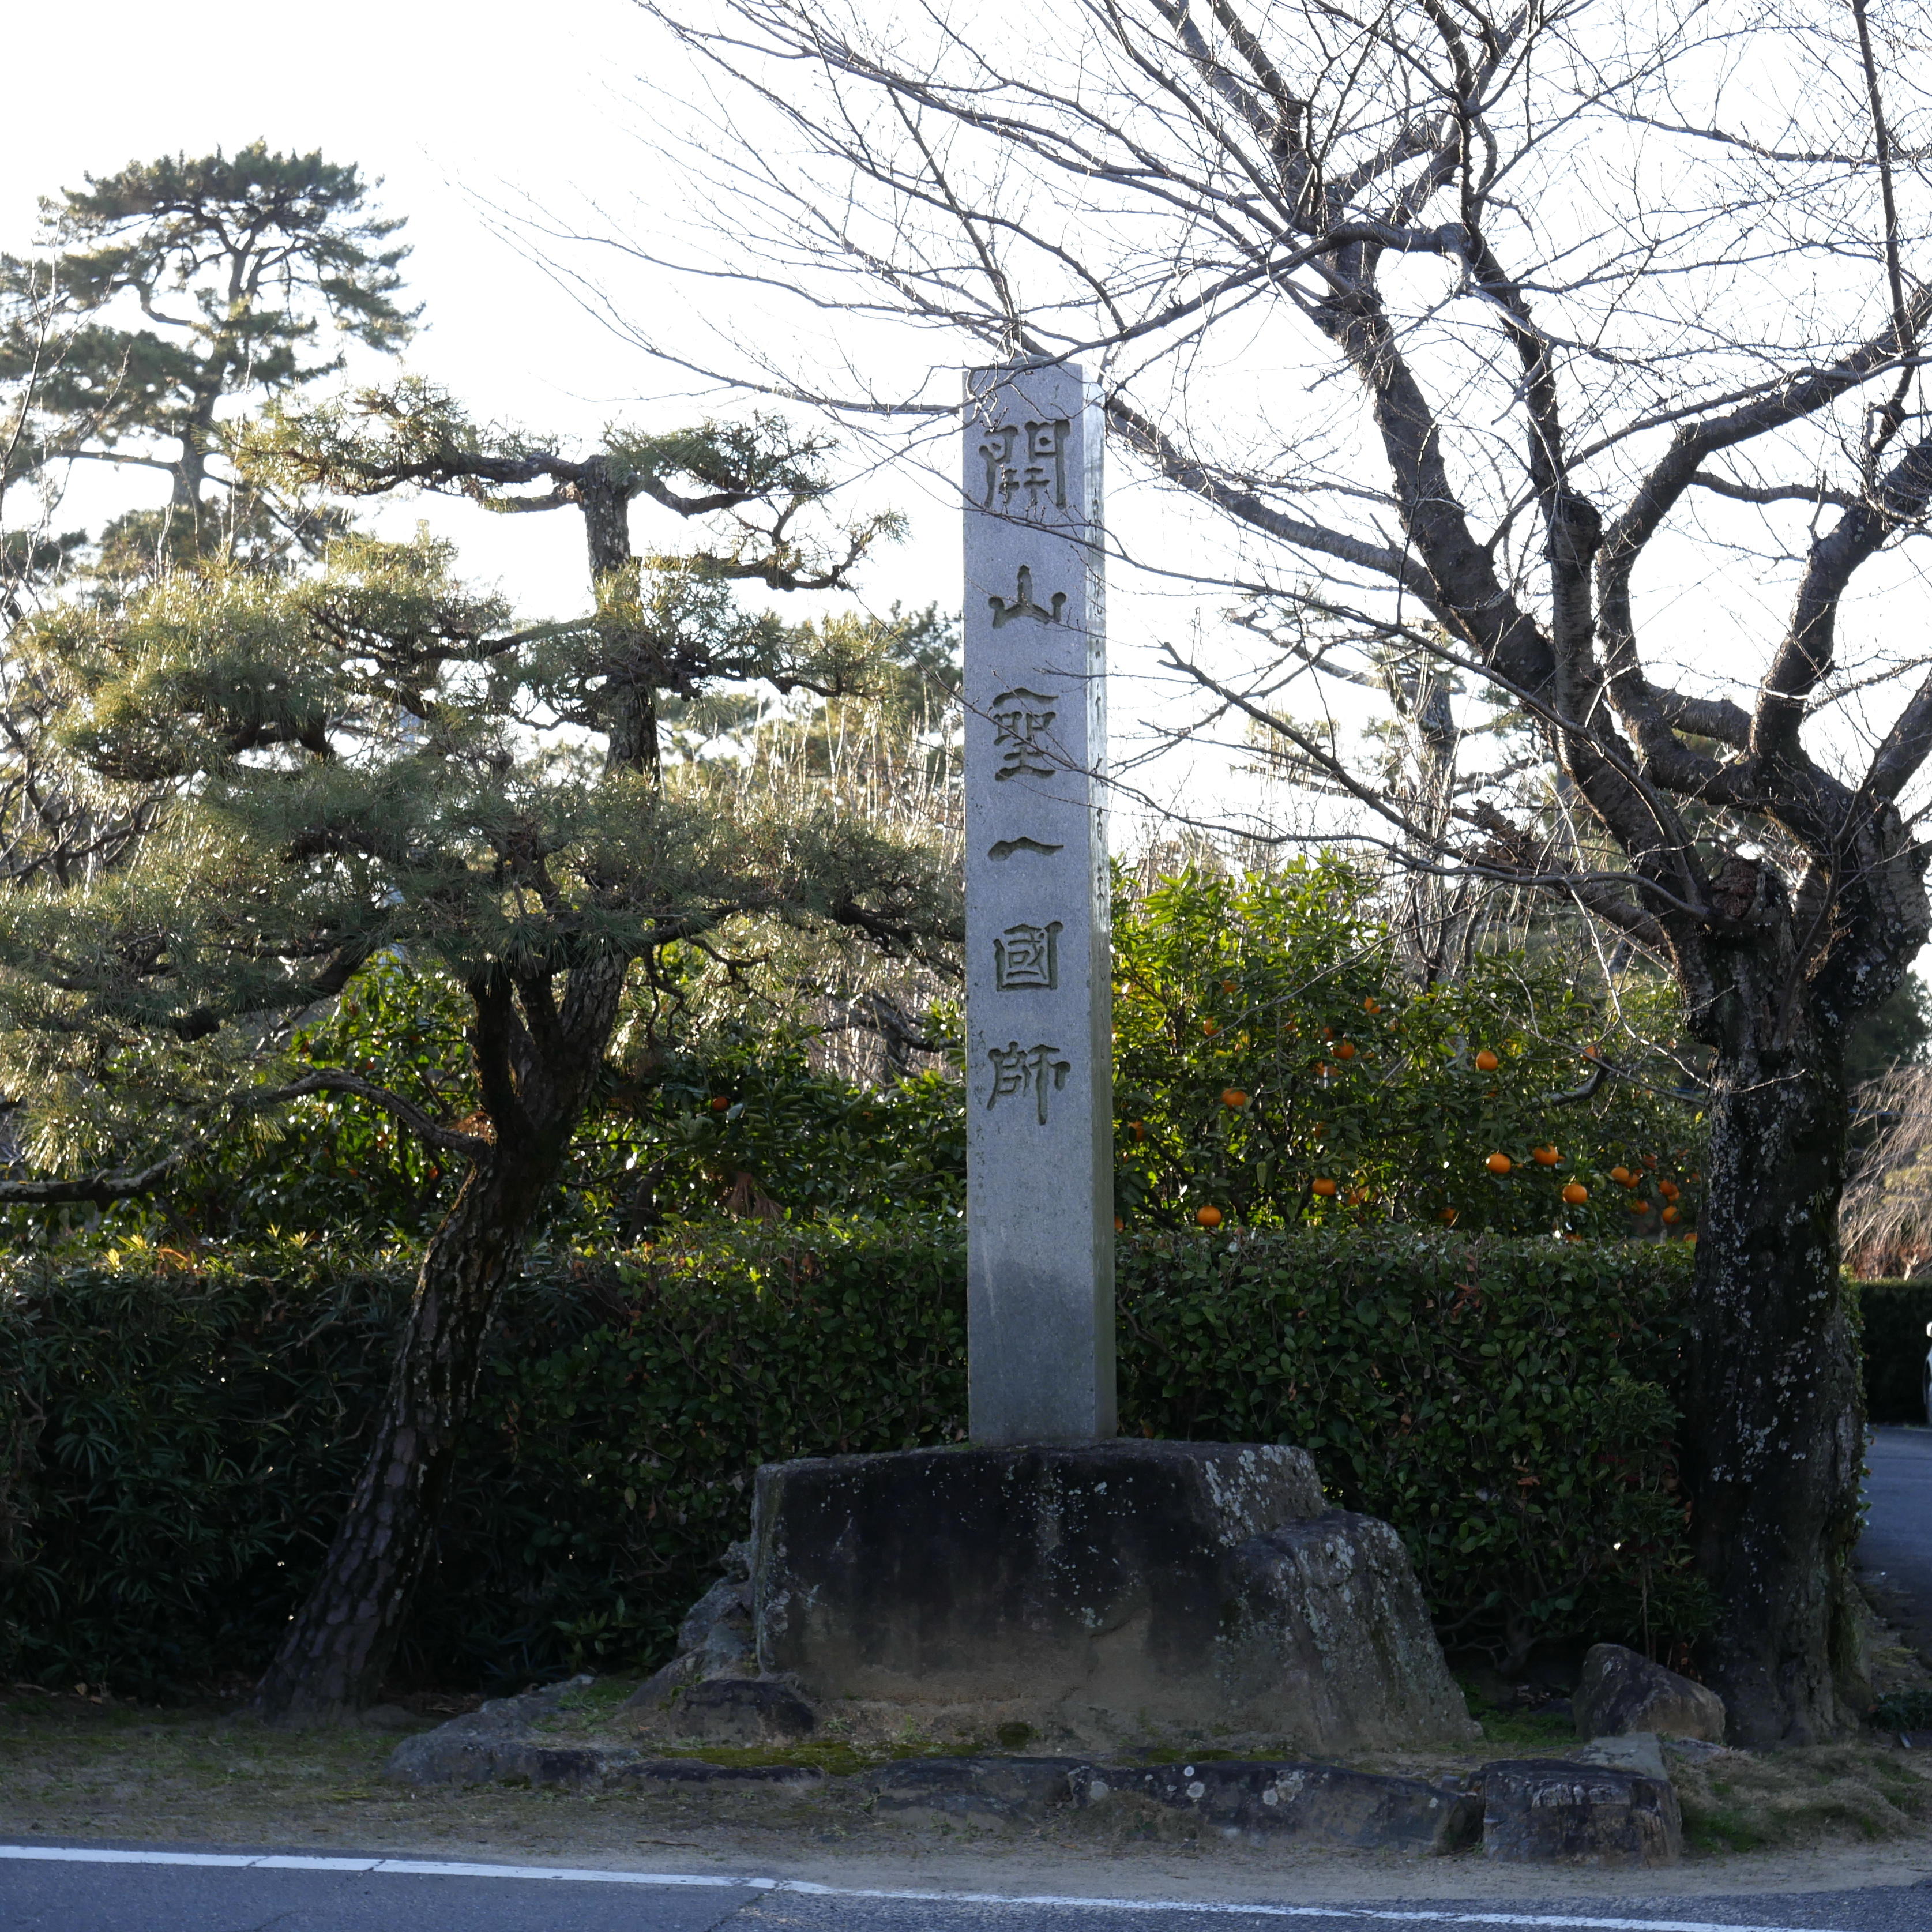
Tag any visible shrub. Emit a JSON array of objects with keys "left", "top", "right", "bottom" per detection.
[
  {"left": 0, "top": 1225, "right": 1700, "bottom": 1695},
  {"left": 1117, "top": 1230, "right": 1704, "bottom": 1668},
  {"left": 1856, "top": 1280, "right": 1932, "bottom": 1424}
]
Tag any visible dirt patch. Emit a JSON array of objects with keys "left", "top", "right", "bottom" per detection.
[{"left": 6, "top": 1686, "right": 1932, "bottom": 1905}]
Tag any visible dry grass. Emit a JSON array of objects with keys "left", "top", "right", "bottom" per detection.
[
  {"left": 1672, "top": 1744, "right": 1932, "bottom": 1854},
  {"left": 7, "top": 1682, "right": 1932, "bottom": 1874}
]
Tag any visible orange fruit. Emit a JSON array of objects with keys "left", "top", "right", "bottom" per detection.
[
  {"left": 1629, "top": 1198, "right": 1651, "bottom": 1213},
  {"left": 1686, "top": 1231, "right": 1698, "bottom": 1244},
  {"left": 710, "top": 1096, "right": 730, "bottom": 1112},
  {"left": 1114, "top": 1215, "right": 1125, "bottom": 1232},
  {"left": 1221, "top": 979, "right": 1237, "bottom": 995},
  {"left": 1610, "top": 1166, "right": 1633, "bottom": 1187},
  {"left": 1659, "top": 1180, "right": 1679, "bottom": 1201},
  {"left": 1439, "top": 1207, "right": 1459, "bottom": 1224},
  {"left": 1562, "top": 1181, "right": 1589, "bottom": 1205},
  {"left": 1311, "top": 1177, "right": 1338, "bottom": 1197},
  {"left": 1475, "top": 1048, "right": 1500, "bottom": 1072},
  {"left": 1202, "top": 1018, "right": 1219, "bottom": 1035},
  {"left": 1129, "top": 1119, "right": 1146, "bottom": 1141},
  {"left": 1221, "top": 1088, "right": 1249, "bottom": 1109},
  {"left": 1532, "top": 1145, "right": 1559, "bottom": 1166},
  {"left": 1641, "top": 1155, "right": 1657, "bottom": 1170},
  {"left": 1315, "top": 1062, "right": 1329, "bottom": 1078},
  {"left": 1662, "top": 1205, "right": 1681, "bottom": 1224},
  {"left": 1196, "top": 1205, "right": 1223, "bottom": 1228},
  {"left": 1335, "top": 1041, "right": 1356, "bottom": 1061},
  {"left": 1486, "top": 1152, "right": 1513, "bottom": 1175},
  {"left": 1363, "top": 997, "right": 1381, "bottom": 1013}
]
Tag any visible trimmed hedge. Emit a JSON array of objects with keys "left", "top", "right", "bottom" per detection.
[
  {"left": 0, "top": 1226, "right": 1700, "bottom": 1696},
  {"left": 1860, "top": 1280, "right": 1932, "bottom": 1424}
]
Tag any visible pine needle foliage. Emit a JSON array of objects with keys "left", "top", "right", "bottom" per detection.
[
  {"left": 1, "top": 142, "right": 412, "bottom": 575},
  {"left": 0, "top": 366, "right": 956, "bottom": 1719}
]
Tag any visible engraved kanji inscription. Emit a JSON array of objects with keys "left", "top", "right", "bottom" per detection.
[
  {"left": 986, "top": 1040, "right": 1072, "bottom": 1125},
  {"left": 990, "top": 687, "right": 1060, "bottom": 781},
  {"left": 976, "top": 417, "right": 1069, "bottom": 510},
  {"left": 995, "top": 920, "right": 1062, "bottom": 990},
  {"left": 989, "top": 565, "right": 1066, "bottom": 629}
]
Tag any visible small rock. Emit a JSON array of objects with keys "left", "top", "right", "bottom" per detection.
[
  {"left": 615, "top": 1757, "right": 824, "bottom": 1789},
  {"left": 358, "top": 1704, "right": 419, "bottom": 1733},
  {"left": 869, "top": 1757, "right": 1085, "bottom": 1821},
  {"left": 673, "top": 1677, "right": 816, "bottom": 1743},
  {"left": 621, "top": 1548, "right": 757, "bottom": 1712},
  {"left": 1480, "top": 1758, "right": 1681, "bottom": 1866},
  {"left": 622, "top": 1651, "right": 705, "bottom": 1715},
  {"left": 513, "top": 1745, "right": 610, "bottom": 1789},
  {"left": 382, "top": 1674, "right": 592, "bottom": 1785},
  {"left": 1070, "top": 1761, "right": 1480, "bottom": 1854},
  {"left": 386, "top": 1731, "right": 527, "bottom": 1786},
  {"left": 677, "top": 1569, "right": 753, "bottom": 1662},
  {"left": 1574, "top": 1644, "right": 1725, "bottom": 1742},
  {"left": 1574, "top": 1731, "right": 1666, "bottom": 1781},
  {"left": 1662, "top": 1736, "right": 1734, "bottom": 1764}
]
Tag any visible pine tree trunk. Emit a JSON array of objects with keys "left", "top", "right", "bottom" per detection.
[
  {"left": 249, "top": 1148, "right": 552, "bottom": 1724},
  {"left": 1681, "top": 1010, "right": 1866, "bottom": 1745}
]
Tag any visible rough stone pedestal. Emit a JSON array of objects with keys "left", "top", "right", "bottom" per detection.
[{"left": 753, "top": 1439, "right": 1476, "bottom": 1753}]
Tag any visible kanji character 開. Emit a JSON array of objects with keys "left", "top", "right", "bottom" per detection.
[{"left": 976, "top": 416, "right": 1069, "bottom": 510}]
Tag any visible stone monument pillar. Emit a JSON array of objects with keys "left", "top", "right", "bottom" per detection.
[
  {"left": 655, "top": 362, "right": 1479, "bottom": 1764},
  {"left": 962, "top": 359, "right": 1114, "bottom": 1447}
]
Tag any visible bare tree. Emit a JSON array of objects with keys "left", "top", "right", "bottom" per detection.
[
  {"left": 600, "top": 0, "right": 1932, "bottom": 1742},
  {"left": 1843, "top": 1063, "right": 1932, "bottom": 1276}
]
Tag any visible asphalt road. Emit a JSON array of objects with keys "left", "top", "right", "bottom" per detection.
[
  {"left": 1862, "top": 1427, "right": 1932, "bottom": 1659},
  {"left": 3, "top": 1847, "right": 1931, "bottom": 1932}
]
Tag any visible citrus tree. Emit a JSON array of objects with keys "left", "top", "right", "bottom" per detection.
[{"left": 1114, "top": 863, "right": 1701, "bottom": 1239}]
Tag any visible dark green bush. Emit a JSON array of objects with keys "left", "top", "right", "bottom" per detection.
[
  {"left": 0, "top": 1226, "right": 1700, "bottom": 1696},
  {"left": 1116, "top": 1231, "right": 1704, "bottom": 1667},
  {"left": 1857, "top": 1279, "right": 1932, "bottom": 1424}
]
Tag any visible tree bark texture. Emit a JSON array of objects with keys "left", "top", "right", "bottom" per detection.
[
  {"left": 1678, "top": 889, "right": 1869, "bottom": 1743},
  {"left": 252, "top": 960, "right": 630, "bottom": 1722},
  {"left": 248, "top": 1147, "right": 557, "bottom": 1724}
]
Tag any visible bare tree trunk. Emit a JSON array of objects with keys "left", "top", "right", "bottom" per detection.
[
  {"left": 1681, "top": 934, "right": 1866, "bottom": 1744},
  {"left": 249, "top": 1147, "right": 555, "bottom": 1724}
]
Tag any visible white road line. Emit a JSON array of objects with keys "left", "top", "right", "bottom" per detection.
[{"left": 0, "top": 1843, "right": 1860, "bottom": 1931}]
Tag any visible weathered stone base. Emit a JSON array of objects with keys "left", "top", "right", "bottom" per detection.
[
  {"left": 1070, "top": 1760, "right": 1481, "bottom": 1853},
  {"left": 1480, "top": 1758, "right": 1682, "bottom": 1866},
  {"left": 753, "top": 1439, "right": 1476, "bottom": 1753},
  {"left": 382, "top": 1732, "right": 1675, "bottom": 1864}
]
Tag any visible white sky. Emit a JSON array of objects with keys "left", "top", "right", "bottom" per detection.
[
  {"left": 6, "top": 0, "right": 1932, "bottom": 933},
  {"left": 0, "top": 0, "right": 755, "bottom": 614},
  {"left": 0, "top": 0, "right": 1268, "bottom": 839}
]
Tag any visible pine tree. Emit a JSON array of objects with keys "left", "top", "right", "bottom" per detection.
[
  {"left": 1, "top": 148, "right": 413, "bottom": 894},
  {"left": 0, "top": 379, "right": 955, "bottom": 1720},
  {"left": 1, "top": 142, "right": 412, "bottom": 576}
]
